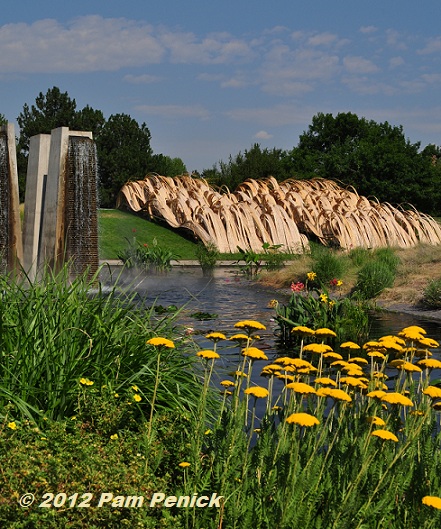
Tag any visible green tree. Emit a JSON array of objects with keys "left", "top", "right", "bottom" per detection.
[
  {"left": 16, "top": 87, "right": 105, "bottom": 200},
  {"left": 203, "top": 143, "right": 290, "bottom": 191},
  {"left": 149, "top": 154, "right": 187, "bottom": 176},
  {"left": 96, "top": 113, "right": 153, "bottom": 207},
  {"left": 287, "top": 112, "right": 441, "bottom": 214}
]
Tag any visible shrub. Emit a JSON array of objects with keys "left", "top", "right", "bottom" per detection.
[
  {"left": 195, "top": 241, "right": 219, "bottom": 276},
  {"left": 422, "top": 277, "right": 441, "bottom": 309},
  {"left": 311, "top": 249, "right": 346, "bottom": 284},
  {"left": 355, "top": 260, "right": 396, "bottom": 299}
]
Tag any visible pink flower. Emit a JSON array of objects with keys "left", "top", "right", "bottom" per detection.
[{"left": 290, "top": 281, "right": 305, "bottom": 292}]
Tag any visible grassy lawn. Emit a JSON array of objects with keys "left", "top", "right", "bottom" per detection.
[{"left": 98, "top": 209, "right": 200, "bottom": 260}]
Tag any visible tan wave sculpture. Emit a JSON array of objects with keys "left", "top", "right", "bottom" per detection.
[{"left": 116, "top": 175, "right": 441, "bottom": 253}]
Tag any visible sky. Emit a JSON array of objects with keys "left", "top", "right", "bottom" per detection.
[{"left": 1, "top": 0, "right": 441, "bottom": 173}]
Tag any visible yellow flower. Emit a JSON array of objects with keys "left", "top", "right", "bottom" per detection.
[
  {"left": 340, "top": 341, "right": 361, "bottom": 350},
  {"left": 7, "top": 422, "right": 17, "bottom": 430},
  {"left": 114, "top": 393, "right": 119, "bottom": 398},
  {"left": 179, "top": 462, "right": 191, "bottom": 468},
  {"left": 371, "top": 429, "right": 398, "bottom": 442},
  {"left": 220, "top": 380, "right": 235, "bottom": 387},
  {"left": 396, "top": 362, "right": 422, "bottom": 373},
  {"left": 336, "top": 280, "right": 343, "bottom": 287},
  {"left": 291, "top": 326, "right": 315, "bottom": 336},
  {"left": 422, "top": 496, "right": 441, "bottom": 510},
  {"left": 205, "top": 332, "right": 227, "bottom": 341},
  {"left": 110, "top": 434, "right": 118, "bottom": 440},
  {"left": 244, "top": 386, "right": 269, "bottom": 399},
  {"left": 367, "top": 390, "right": 387, "bottom": 399},
  {"left": 315, "top": 328, "right": 337, "bottom": 338},
  {"left": 367, "top": 351, "right": 387, "bottom": 360},
  {"left": 307, "top": 272, "right": 317, "bottom": 281},
  {"left": 423, "top": 386, "right": 441, "bottom": 399},
  {"left": 196, "top": 350, "right": 220, "bottom": 360},
  {"left": 314, "top": 377, "right": 337, "bottom": 387},
  {"left": 347, "top": 357, "right": 368, "bottom": 365},
  {"left": 319, "top": 294, "right": 328, "bottom": 303},
  {"left": 418, "top": 359, "right": 441, "bottom": 369},
  {"left": 234, "top": 320, "right": 266, "bottom": 331},
  {"left": 131, "top": 385, "right": 140, "bottom": 392},
  {"left": 146, "top": 337, "right": 175, "bottom": 348},
  {"left": 286, "top": 382, "right": 317, "bottom": 395},
  {"left": 381, "top": 392, "right": 414, "bottom": 407},
  {"left": 317, "top": 387, "right": 352, "bottom": 402},
  {"left": 229, "top": 370, "right": 247, "bottom": 378},
  {"left": 204, "top": 429, "right": 212, "bottom": 435},
  {"left": 133, "top": 394, "right": 142, "bottom": 402},
  {"left": 323, "top": 352, "right": 343, "bottom": 361},
  {"left": 367, "top": 416, "right": 386, "bottom": 427},
  {"left": 79, "top": 378, "right": 94, "bottom": 386},
  {"left": 340, "top": 376, "right": 368, "bottom": 389},
  {"left": 229, "top": 333, "right": 249, "bottom": 341},
  {"left": 241, "top": 347, "right": 268, "bottom": 360},
  {"left": 303, "top": 343, "right": 333, "bottom": 354},
  {"left": 285, "top": 412, "right": 320, "bottom": 427}
]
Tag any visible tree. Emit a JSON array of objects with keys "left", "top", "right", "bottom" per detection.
[
  {"left": 149, "top": 154, "right": 187, "bottom": 176},
  {"left": 203, "top": 144, "right": 290, "bottom": 191},
  {"left": 287, "top": 112, "right": 441, "bottom": 214},
  {"left": 16, "top": 87, "right": 105, "bottom": 200},
  {"left": 96, "top": 113, "right": 153, "bottom": 207}
]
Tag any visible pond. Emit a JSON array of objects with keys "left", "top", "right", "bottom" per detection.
[{"left": 101, "top": 265, "right": 441, "bottom": 372}]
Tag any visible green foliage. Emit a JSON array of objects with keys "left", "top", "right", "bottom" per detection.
[
  {"left": 354, "top": 249, "right": 400, "bottom": 300},
  {"left": 195, "top": 241, "right": 220, "bottom": 276},
  {"left": 96, "top": 113, "right": 153, "bottom": 207},
  {"left": 422, "top": 277, "right": 441, "bottom": 309},
  {"left": 117, "top": 236, "right": 178, "bottom": 272},
  {"left": 288, "top": 111, "right": 441, "bottom": 215},
  {"left": 0, "top": 266, "right": 199, "bottom": 424},
  {"left": 274, "top": 288, "right": 369, "bottom": 346},
  {"left": 150, "top": 154, "right": 187, "bottom": 176},
  {"left": 203, "top": 143, "right": 291, "bottom": 191},
  {"left": 236, "top": 243, "right": 287, "bottom": 278},
  {"left": 310, "top": 248, "right": 346, "bottom": 285}
]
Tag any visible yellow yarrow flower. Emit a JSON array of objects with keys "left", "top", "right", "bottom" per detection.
[
  {"left": 285, "top": 412, "right": 320, "bottom": 427},
  {"left": 315, "top": 328, "right": 337, "bottom": 338},
  {"left": 244, "top": 386, "right": 269, "bottom": 399},
  {"left": 381, "top": 392, "right": 414, "bottom": 407},
  {"left": 291, "top": 325, "right": 315, "bottom": 336},
  {"left": 146, "top": 337, "right": 175, "bottom": 348},
  {"left": 205, "top": 332, "right": 227, "bottom": 341},
  {"left": 234, "top": 320, "right": 266, "bottom": 331},
  {"left": 314, "top": 377, "right": 337, "bottom": 387},
  {"left": 241, "top": 347, "right": 268, "bottom": 360},
  {"left": 317, "top": 387, "right": 352, "bottom": 402},
  {"left": 179, "top": 462, "right": 191, "bottom": 468},
  {"left": 220, "top": 380, "right": 235, "bottom": 388},
  {"left": 423, "top": 386, "right": 441, "bottom": 399},
  {"left": 367, "top": 416, "right": 386, "bottom": 427},
  {"left": 197, "top": 350, "right": 220, "bottom": 360},
  {"left": 371, "top": 429, "right": 398, "bottom": 442},
  {"left": 422, "top": 496, "right": 441, "bottom": 510},
  {"left": 286, "top": 382, "right": 317, "bottom": 395}
]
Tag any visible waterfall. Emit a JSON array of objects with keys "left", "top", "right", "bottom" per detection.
[
  {"left": 0, "top": 133, "right": 10, "bottom": 272},
  {"left": 65, "top": 136, "right": 99, "bottom": 277}
]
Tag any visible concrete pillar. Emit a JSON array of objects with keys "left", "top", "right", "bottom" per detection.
[{"left": 22, "top": 134, "right": 50, "bottom": 280}]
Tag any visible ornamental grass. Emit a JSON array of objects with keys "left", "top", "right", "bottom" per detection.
[{"left": 3, "top": 282, "right": 441, "bottom": 529}]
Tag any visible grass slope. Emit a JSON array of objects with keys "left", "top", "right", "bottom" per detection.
[{"left": 98, "top": 209, "right": 200, "bottom": 260}]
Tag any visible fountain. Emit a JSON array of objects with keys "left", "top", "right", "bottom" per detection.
[
  {"left": 21, "top": 126, "right": 99, "bottom": 280},
  {"left": 0, "top": 123, "right": 23, "bottom": 274}
]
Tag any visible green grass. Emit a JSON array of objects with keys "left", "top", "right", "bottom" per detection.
[{"left": 98, "top": 209, "right": 200, "bottom": 260}]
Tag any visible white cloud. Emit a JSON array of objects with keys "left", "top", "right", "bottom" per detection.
[
  {"left": 389, "top": 56, "right": 404, "bottom": 69},
  {"left": 417, "top": 36, "right": 441, "bottom": 55},
  {"left": 343, "top": 56, "right": 379, "bottom": 74},
  {"left": 123, "top": 74, "right": 162, "bottom": 84},
  {"left": 254, "top": 130, "right": 273, "bottom": 140},
  {"left": 225, "top": 104, "right": 315, "bottom": 127},
  {"left": 359, "top": 26, "right": 378, "bottom": 34},
  {"left": 135, "top": 104, "right": 211, "bottom": 120}
]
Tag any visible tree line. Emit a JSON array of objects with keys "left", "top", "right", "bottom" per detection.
[{"left": 3, "top": 87, "right": 441, "bottom": 214}]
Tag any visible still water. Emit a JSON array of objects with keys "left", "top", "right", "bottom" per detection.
[{"left": 102, "top": 265, "right": 441, "bottom": 372}]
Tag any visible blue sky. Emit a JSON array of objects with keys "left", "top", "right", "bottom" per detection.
[{"left": 1, "top": 0, "right": 441, "bottom": 172}]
